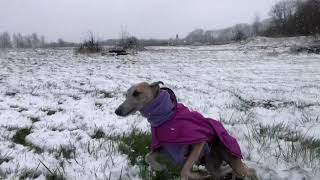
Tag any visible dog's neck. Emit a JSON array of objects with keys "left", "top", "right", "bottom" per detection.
[{"left": 140, "top": 90, "right": 175, "bottom": 127}]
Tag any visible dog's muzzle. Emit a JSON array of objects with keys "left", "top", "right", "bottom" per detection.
[{"left": 115, "top": 107, "right": 123, "bottom": 116}]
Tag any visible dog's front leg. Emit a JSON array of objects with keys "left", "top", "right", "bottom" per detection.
[
  {"left": 145, "top": 151, "right": 166, "bottom": 171},
  {"left": 181, "top": 142, "right": 212, "bottom": 180}
]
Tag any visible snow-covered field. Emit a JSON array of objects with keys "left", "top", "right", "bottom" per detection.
[{"left": 0, "top": 37, "right": 319, "bottom": 179}]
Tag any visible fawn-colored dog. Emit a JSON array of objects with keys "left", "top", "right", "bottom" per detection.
[{"left": 115, "top": 82, "right": 258, "bottom": 180}]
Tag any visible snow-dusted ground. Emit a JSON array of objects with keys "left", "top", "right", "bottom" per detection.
[{"left": 0, "top": 37, "right": 319, "bottom": 179}]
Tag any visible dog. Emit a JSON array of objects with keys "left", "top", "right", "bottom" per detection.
[{"left": 115, "top": 81, "right": 258, "bottom": 180}]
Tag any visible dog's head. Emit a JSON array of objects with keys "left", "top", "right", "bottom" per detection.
[{"left": 115, "top": 81, "right": 164, "bottom": 116}]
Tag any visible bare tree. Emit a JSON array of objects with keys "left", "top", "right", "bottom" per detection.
[
  {"left": 294, "top": 0, "right": 320, "bottom": 35},
  {"left": 24, "top": 35, "right": 32, "bottom": 48},
  {"left": 252, "top": 14, "right": 261, "bottom": 36},
  {"left": 185, "top": 29, "right": 205, "bottom": 43},
  {"left": 12, "top": 33, "right": 25, "bottom": 48},
  {"left": 120, "top": 28, "right": 130, "bottom": 45},
  {"left": 57, "top": 38, "right": 65, "bottom": 47},
  {"left": 269, "top": 0, "right": 295, "bottom": 35},
  {"left": 31, "top": 33, "right": 40, "bottom": 48},
  {"left": 233, "top": 29, "right": 245, "bottom": 42},
  {"left": 40, "top": 35, "right": 46, "bottom": 48},
  {"left": 0, "top": 32, "right": 12, "bottom": 48},
  {"left": 265, "top": 0, "right": 320, "bottom": 36},
  {"left": 76, "top": 31, "right": 102, "bottom": 53},
  {"left": 232, "top": 24, "right": 251, "bottom": 42},
  {"left": 118, "top": 29, "right": 141, "bottom": 50},
  {"left": 11, "top": 33, "right": 47, "bottom": 48}
]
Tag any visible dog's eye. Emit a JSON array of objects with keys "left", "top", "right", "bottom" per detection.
[{"left": 132, "top": 90, "right": 140, "bottom": 97}]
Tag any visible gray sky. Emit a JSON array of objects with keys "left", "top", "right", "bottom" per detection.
[{"left": 0, "top": 0, "right": 279, "bottom": 42}]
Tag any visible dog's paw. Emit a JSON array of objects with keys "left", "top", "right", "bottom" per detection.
[
  {"left": 181, "top": 171, "right": 212, "bottom": 180},
  {"left": 219, "top": 165, "right": 233, "bottom": 177},
  {"left": 148, "top": 162, "right": 166, "bottom": 171},
  {"left": 243, "top": 168, "right": 259, "bottom": 180},
  {"left": 232, "top": 168, "right": 259, "bottom": 180},
  {"left": 145, "top": 153, "right": 166, "bottom": 171}
]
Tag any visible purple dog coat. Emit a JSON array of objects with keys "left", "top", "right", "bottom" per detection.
[{"left": 140, "top": 88, "right": 242, "bottom": 165}]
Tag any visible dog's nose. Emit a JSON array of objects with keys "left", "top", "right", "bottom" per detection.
[{"left": 115, "top": 108, "right": 122, "bottom": 116}]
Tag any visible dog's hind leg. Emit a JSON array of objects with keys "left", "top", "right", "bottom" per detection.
[
  {"left": 205, "top": 145, "right": 232, "bottom": 179},
  {"left": 229, "top": 158, "right": 258, "bottom": 180},
  {"left": 181, "top": 142, "right": 212, "bottom": 180},
  {"left": 205, "top": 157, "right": 232, "bottom": 180},
  {"left": 215, "top": 145, "right": 259, "bottom": 180}
]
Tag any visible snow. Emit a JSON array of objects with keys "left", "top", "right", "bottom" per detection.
[
  {"left": 0, "top": 111, "right": 32, "bottom": 129},
  {"left": 0, "top": 37, "right": 320, "bottom": 179}
]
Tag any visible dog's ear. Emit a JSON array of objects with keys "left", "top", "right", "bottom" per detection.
[
  {"left": 150, "top": 81, "right": 164, "bottom": 87},
  {"left": 150, "top": 81, "right": 164, "bottom": 97}
]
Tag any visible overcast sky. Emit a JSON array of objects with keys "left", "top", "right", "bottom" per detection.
[{"left": 0, "top": 0, "right": 279, "bottom": 42}]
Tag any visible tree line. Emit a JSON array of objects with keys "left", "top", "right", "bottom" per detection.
[
  {"left": 1, "top": 0, "right": 319, "bottom": 48},
  {"left": 264, "top": 0, "right": 320, "bottom": 36},
  {"left": 0, "top": 32, "right": 45, "bottom": 48},
  {"left": 184, "top": 0, "right": 320, "bottom": 45},
  {"left": 0, "top": 32, "right": 77, "bottom": 49}
]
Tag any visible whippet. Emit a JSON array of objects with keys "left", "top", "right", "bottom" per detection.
[{"left": 115, "top": 81, "right": 258, "bottom": 180}]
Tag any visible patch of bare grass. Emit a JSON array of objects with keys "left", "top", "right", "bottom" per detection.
[{"left": 245, "top": 123, "right": 320, "bottom": 169}]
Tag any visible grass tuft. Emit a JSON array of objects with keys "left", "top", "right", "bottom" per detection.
[
  {"left": 97, "top": 90, "right": 113, "bottom": 98},
  {"left": 0, "top": 157, "right": 10, "bottom": 165},
  {"left": 5, "top": 91, "right": 17, "bottom": 96},
  {"left": 46, "top": 174, "right": 65, "bottom": 180},
  {"left": 30, "top": 117, "right": 40, "bottom": 123},
  {"left": 117, "top": 129, "right": 181, "bottom": 180},
  {"left": 245, "top": 123, "right": 320, "bottom": 168},
  {"left": 92, "top": 129, "right": 106, "bottom": 139},
  {"left": 12, "top": 128, "right": 43, "bottom": 153},
  {"left": 94, "top": 102, "right": 103, "bottom": 109},
  {"left": 47, "top": 110, "right": 57, "bottom": 116},
  {"left": 18, "top": 170, "right": 41, "bottom": 180},
  {"left": 13, "top": 128, "right": 31, "bottom": 145},
  {"left": 58, "top": 147, "right": 76, "bottom": 159},
  {"left": 39, "top": 160, "right": 65, "bottom": 180},
  {"left": 41, "top": 108, "right": 63, "bottom": 116}
]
